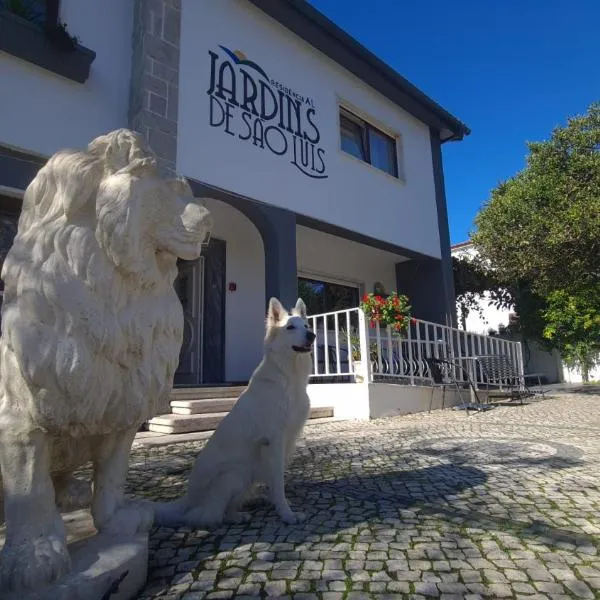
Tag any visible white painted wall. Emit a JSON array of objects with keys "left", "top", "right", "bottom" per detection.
[
  {"left": 0, "top": 0, "right": 132, "bottom": 156},
  {"left": 308, "top": 382, "right": 466, "bottom": 421},
  {"left": 297, "top": 225, "right": 401, "bottom": 296},
  {"left": 368, "top": 383, "right": 465, "bottom": 418},
  {"left": 178, "top": 0, "right": 441, "bottom": 259},
  {"left": 308, "top": 383, "right": 370, "bottom": 420},
  {"left": 563, "top": 363, "right": 600, "bottom": 384},
  {"left": 202, "top": 198, "right": 265, "bottom": 382}
]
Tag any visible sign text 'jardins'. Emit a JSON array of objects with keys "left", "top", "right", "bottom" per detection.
[{"left": 207, "top": 46, "right": 327, "bottom": 179}]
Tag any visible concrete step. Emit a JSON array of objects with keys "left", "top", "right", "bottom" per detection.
[
  {"left": 171, "top": 397, "right": 238, "bottom": 415},
  {"left": 148, "top": 412, "right": 228, "bottom": 434},
  {"left": 171, "top": 386, "right": 246, "bottom": 400},
  {"left": 135, "top": 416, "right": 345, "bottom": 447},
  {"left": 308, "top": 406, "right": 335, "bottom": 419},
  {"left": 147, "top": 406, "right": 335, "bottom": 435}
]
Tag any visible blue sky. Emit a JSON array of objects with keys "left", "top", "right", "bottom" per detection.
[{"left": 308, "top": 0, "right": 600, "bottom": 244}]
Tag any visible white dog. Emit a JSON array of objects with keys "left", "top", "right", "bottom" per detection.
[{"left": 155, "top": 297, "right": 315, "bottom": 527}]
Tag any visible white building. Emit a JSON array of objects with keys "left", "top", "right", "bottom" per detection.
[
  {"left": 450, "top": 241, "right": 513, "bottom": 335},
  {"left": 3, "top": 1, "right": 496, "bottom": 424}
]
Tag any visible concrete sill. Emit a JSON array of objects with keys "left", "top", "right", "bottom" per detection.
[{"left": 0, "top": 10, "right": 96, "bottom": 84}]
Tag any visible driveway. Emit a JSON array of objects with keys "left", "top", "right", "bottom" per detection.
[{"left": 131, "top": 390, "right": 600, "bottom": 599}]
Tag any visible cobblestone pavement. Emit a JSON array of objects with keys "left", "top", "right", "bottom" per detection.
[{"left": 129, "top": 391, "right": 600, "bottom": 599}]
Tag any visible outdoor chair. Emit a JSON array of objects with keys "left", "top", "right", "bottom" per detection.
[
  {"left": 474, "top": 354, "right": 535, "bottom": 404},
  {"left": 425, "top": 356, "right": 489, "bottom": 413}
]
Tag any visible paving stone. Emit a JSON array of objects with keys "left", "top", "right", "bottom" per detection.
[
  {"left": 414, "top": 581, "right": 440, "bottom": 596},
  {"left": 504, "top": 568, "right": 530, "bottom": 582},
  {"left": 129, "top": 392, "right": 600, "bottom": 599},
  {"left": 586, "top": 578, "right": 600, "bottom": 590},
  {"left": 460, "top": 570, "right": 482, "bottom": 583},
  {"left": 236, "top": 583, "right": 261, "bottom": 596},
  {"left": 563, "top": 579, "right": 595, "bottom": 598},
  {"left": 487, "top": 583, "right": 514, "bottom": 597},
  {"left": 369, "top": 582, "right": 387, "bottom": 592},
  {"left": 534, "top": 581, "right": 566, "bottom": 594},
  {"left": 512, "top": 582, "right": 537, "bottom": 594},
  {"left": 387, "top": 581, "right": 410, "bottom": 593},
  {"left": 264, "top": 580, "right": 287, "bottom": 596}
]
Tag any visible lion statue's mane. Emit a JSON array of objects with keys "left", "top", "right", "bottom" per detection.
[{"left": 0, "top": 131, "right": 198, "bottom": 437}]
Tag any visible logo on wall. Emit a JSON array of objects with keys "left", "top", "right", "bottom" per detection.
[{"left": 207, "top": 45, "right": 328, "bottom": 179}]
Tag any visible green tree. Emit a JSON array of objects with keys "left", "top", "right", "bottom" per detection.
[
  {"left": 543, "top": 288, "right": 600, "bottom": 382},
  {"left": 470, "top": 102, "right": 600, "bottom": 379}
]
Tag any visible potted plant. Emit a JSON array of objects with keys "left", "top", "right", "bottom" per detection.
[
  {"left": 360, "top": 291, "right": 413, "bottom": 334},
  {"left": 345, "top": 330, "right": 366, "bottom": 382}
]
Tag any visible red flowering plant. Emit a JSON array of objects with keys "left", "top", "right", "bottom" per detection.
[{"left": 360, "top": 291, "right": 414, "bottom": 334}]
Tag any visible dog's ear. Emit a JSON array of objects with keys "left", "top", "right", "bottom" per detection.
[
  {"left": 266, "top": 297, "right": 286, "bottom": 328},
  {"left": 292, "top": 298, "right": 307, "bottom": 319}
]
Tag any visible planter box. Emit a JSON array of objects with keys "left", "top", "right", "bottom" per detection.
[
  {"left": 353, "top": 359, "right": 368, "bottom": 383},
  {"left": 0, "top": 10, "right": 95, "bottom": 83}
]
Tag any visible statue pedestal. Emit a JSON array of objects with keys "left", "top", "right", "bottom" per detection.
[{"left": 0, "top": 509, "right": 149, "bottom": 600}]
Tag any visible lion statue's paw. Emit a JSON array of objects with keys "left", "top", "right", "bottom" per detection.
[
  {"left": 0, "top": 531, "right": 71, "bottom": 592},
  {"left": 98, "top": 499, "right": 155, "bottom": 537}
]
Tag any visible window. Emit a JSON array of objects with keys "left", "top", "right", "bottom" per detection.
[
  {"left": 298, "top": 276, "right": 360, "bottom": 317},
  {"left": 339, "top": 107, "right": 399, "bottom": 177},
  {"left": 0, "top": 0, "right": 59, "bottom": 26},
  {"left": 0, "top": 0, "right": 95, "bottom": 83},
  {"left": 298, "top": 276, "right": 361, "bottom": 331}
]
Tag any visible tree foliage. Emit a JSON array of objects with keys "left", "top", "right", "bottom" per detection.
[
  {"left": 472, "top": 102, "right": 600, "bottom": 296},
  {"left": 465, "top": 103, "right": 600, "bottom": 379},
  {"left": 452, "top": 254, "right": 509, "bottom": 328},
  {"left": 542, "top": 288, "right": 600, "bottom": 381}
]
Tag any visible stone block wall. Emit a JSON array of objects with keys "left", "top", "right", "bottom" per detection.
[{"left": 129, "top": 0, "right": 181, "bottom": 176}]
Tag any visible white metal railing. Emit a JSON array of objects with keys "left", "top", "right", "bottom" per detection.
[
  {"left": 309, "top": 307, "right": 360, "bottom": 379},
  {"left": 308, "top": 307, "right": 525, "bottom": 390}
]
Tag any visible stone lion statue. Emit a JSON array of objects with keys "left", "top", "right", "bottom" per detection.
[{"left": 0, "top": 129, "right": 213, "bottom": 592}]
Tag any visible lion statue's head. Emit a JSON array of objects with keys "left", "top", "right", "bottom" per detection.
[
  {"left": 0, "top": 129, "right": 213, "bottom": 435},
  {"left": 14, "top": 128, "right": 213, "bottom": 289}
]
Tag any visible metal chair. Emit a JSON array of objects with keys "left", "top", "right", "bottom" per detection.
[
  {"left": 425, "top": 356, "right": 488, "bottom": 413},
  {"left": 474, "top": 354, "right": 535, "bottom": 404}
]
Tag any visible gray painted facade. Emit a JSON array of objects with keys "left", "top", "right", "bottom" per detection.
[
  {"left": 393, "top": 130, "right": 456, "bottom": 327},
  {"left": 187, "top": 180, "right": 299, "bottom": 311}
]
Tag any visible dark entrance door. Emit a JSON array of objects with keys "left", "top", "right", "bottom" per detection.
[
  {"left": 0, "top": 210, "right": 20, "bottom": 335},
  {"left": 174, "top": 257, "right": 203, "bottom": 385}
]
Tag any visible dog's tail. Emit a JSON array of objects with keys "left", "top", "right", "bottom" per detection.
[{"left": 153, "top": 497, "right": 188, "bottom": 527}]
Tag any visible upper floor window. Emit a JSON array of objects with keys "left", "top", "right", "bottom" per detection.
[
  {"left": 0, "top": 0, "right": 59, "bottom": 27},
  {"left": 339, "top": 106, "right": 399, "bottom": 178}
]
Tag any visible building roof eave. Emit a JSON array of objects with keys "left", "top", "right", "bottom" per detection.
[{"left": 247, "top": 0, "right": 471, "bottom": 141}]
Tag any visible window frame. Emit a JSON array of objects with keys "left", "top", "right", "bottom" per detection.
[
  {"left": 298, "top": 274, "right": 362, "bottom": 314},
  {"left": 45, "top": 0, "right": 59, "bottom": 27},
  {"left": 339, "top": 105, "right": 400, "bottom": 179},
  {"left": 0, "top": 0, "right": 95, "bottom": 84},
  {"left": 0, "top": 0, "right": 59, "bottom": 26}
]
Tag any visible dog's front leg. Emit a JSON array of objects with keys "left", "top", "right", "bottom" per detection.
[
  {"left": 91, "top": 428, "right": 153, "bottom": 536},
  {"left": 0, "top": 429, "right": 71, "bottom": 591},
  {"left": 264, "top": 435, "right": 305, "bottom": 525}
]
